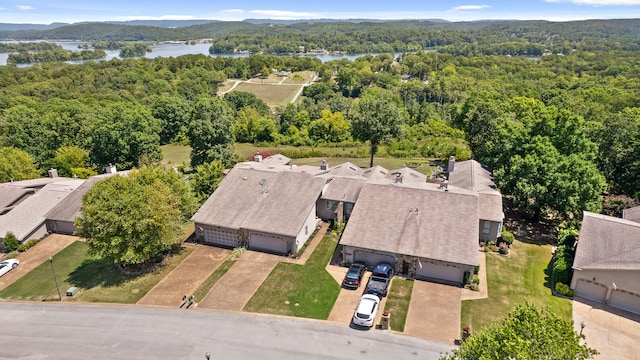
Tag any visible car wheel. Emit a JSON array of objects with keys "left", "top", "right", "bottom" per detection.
[{"left": 11, "top": 263, "right": 17, "bottom": 269}]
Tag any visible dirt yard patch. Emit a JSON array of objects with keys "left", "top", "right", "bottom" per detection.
[
  {"left": 0, "top": 234, "right": 77, "bottom": 292},
  {"left": 137, "top": 244, "right": 230, "bottom": 307}
]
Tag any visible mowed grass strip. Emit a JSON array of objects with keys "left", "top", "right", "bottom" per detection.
[
  {"left": 461, "top": 241, "right": 571, "bottom": 331},
  {"left": 384, "top": 278, "right": 414, "bottom": 332},
  {"left": 243, "top": 234, "right": 340, "bottom": 319},
  {"left": 233, "top": 82, "right": 301, "bottom": 108},
  {"left": 0, "top": 241, "right": 193, "bottom": 303},
  {"left": 192, "top": 258, "right": 236, "bottom": 302}
]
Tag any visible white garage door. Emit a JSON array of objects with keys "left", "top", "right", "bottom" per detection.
[
  {"left": 353, "top": 249, "right": 395, "bottom": 269},
  {"left": 574, "top": 279, "right": 607, "bottom": 302},
  {"left": 203, "top": 227, "right": 239, "bottom": 248},
  {"left": 416, "top": 259, "right": 465, "bottom": 284},
  {"left": 609, "top": 290, "right": 640, "bottom": 315},
  {"left": 249, "top": 233, "right": 287, "bottom": 254}
]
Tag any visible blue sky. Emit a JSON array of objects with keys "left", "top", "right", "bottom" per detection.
[{"left": 1, "top": 0, "right": 640, "bottom": 24}]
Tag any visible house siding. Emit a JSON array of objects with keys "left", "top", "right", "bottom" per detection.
[
  {"left": 479, "top": 220, "right": 501, "bottom": 242},
  {"left": 571, "top": 269, "right": 640, "bottom": 313},
  {"left": 294, "top": 206, "right": 320, "bottom": 254}
]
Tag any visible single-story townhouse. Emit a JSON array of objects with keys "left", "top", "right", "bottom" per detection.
[
  {"left": 44, "top": 170, "right": 130, "bottom": 235},
  {"left": 339, "top": 180, "right": 480, "bottom": 285},
  {"left": 193, "top": 155, "right": 504, "bottom": 286},
  {"left": 0, "top": 177, "right": 85, "bottom": 243},
  {"left": 191, "top": 165, "right": 325, "bottom": 255},
  {"left": 571, "top": 211, "right": 640, "bottom": 314}
]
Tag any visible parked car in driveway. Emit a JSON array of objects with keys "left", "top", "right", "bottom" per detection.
[
  {"left": 352, "top": 294, "right": 380, "bottom": 327},
  {"left": 342, "top": 262, "right": 367, "bottom": 289},
  {"left": 365, "top": 262, "right": 394, "bottom": 298},
  {"left": 0, "top": 259, "right": 19, "bottom": 277}
]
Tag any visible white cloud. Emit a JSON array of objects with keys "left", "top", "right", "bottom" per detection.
[
  {"left": 249, "top": 9, "right": 320, "bottom": 19},
  {"left": 117, "top": 15, "right": 198, "bottom": 21},
  {"left": 219, "top": 9, "right": 245, "bottom": 14},
  {"left": 451, "top": 5, "right": 491, "bottom": 11},
  {"left": 17, "top": 5, "right": 35, "bottom": 10},
  {"left": 545, "top": 0, "right": 640, "bottom": 4}
]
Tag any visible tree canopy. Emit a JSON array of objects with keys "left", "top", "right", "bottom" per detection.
[
  {"left": 441, "top": 303, "right": 598, "bottom": 360},
  {"left": 187, "top": 97, "right": 236, "bottom": 167},
  {"left": 0, "top": 147, "right": 40, "bottom": 183},
  {"left": 75, "top": 166, "right": 194, "bottom": 267}
]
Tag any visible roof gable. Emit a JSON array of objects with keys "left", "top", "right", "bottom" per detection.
[{"left": 574, "top": 212, "right": 640, "bottom": 271}]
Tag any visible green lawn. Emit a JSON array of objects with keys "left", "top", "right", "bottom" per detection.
[
  {"left": 384, "top": 278, "right": 414, "bottom": 332},
  {"left": 161, "top": 144, "right": 191, "bottom": 169},
  {"left": 0, "top": 241, "right": 193, "bottom": 303},
  {"left": 243, "top": 234, "right": 340, "bottom": 319},
  {"left": 234, "top": 82, "right": 301, "bottom": 108},
  {"left": 460, "top": 241, "right": 572, "bottom": 332}
]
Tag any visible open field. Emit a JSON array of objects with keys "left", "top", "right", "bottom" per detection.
[
  {"left": 234, "top": 82, "right": 301, "bottom": 108},
  {"left": 160, "top": 144, "right": 191, "bottom": 169},
  {"left": 0, "top": 241, "right": 193, "bottom": 303},
  {"left": 460, "top": 241, "right": 572, "bottom": 331},
  {"left": 282, "top": 71, "right": 315, "bottom": 84},
  {"left": 243, "top": 234, "right": 340, "bottom": 319}
]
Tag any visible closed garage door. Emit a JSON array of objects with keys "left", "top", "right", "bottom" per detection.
[
  {"left": 574, "top": 279, "right": 607, "bottom": 302},
  {"left": 416, "top": 259, "right": 465, "bottom": 284},
  {"left": 249, "top": 233, "right": 287, "bottom": 254},
  {"left": 203, "top": 227, "right": 239, "bottom": 248},
  {"left": 609, "top": 290, "right": 640, "bottom": 315},
  {"left": 353, "top": 249, "right": 395, "bottom": 269}
]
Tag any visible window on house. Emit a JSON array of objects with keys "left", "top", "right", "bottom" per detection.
[
  {"left": 482, "top": 221, "right": 491, "bottom": 234},
  {"left": 326, "top": 200, "right": 335, "bottom": 210}
]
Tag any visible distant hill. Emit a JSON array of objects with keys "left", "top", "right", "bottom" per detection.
[
  {"left": 105, "top": 20, "right": 219, "bottom": 28},
  {"left": 0, "top": 22, "right": 70, "bottom": 31}
]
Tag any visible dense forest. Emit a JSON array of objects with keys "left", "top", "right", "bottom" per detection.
[{"left": 0, "top": 19, "right": 639, "bottom": 224}]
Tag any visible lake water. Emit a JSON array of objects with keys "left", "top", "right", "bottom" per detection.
[{"left": 0, "top": 40, "right": 377, "bottom": 66}]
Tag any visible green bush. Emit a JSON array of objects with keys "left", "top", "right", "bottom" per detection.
[
  {"left": 17, "top": 239, "right": 39, "bottom": 252},
  {"left": 474, "top": 265, "right": 480, "bottom": 275},
  {"left": 555, "top": 282, "right": 574, "bottom": 297},
  {"left": 501, "top": 230, "right": 515, "bottom": 246},
  {"left": 463, "top": 270, "right": 470, "bottom": 285},
  {"left": 553, "top": 257, "right": 571, "bottom": 285},
  {"left": 472, "top": 275, "right": 480, "bottom": 285},
  {"left": 3, "top": 232, "right": 20, "bottom": 252}
]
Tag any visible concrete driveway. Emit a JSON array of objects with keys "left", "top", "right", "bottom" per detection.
[
  {"left": 198, "top": 250, "right": 279, "bottom": 311},
  {"left": 404, "top": 281, "right": 461, "bottom": 344},
  {"left": 137, "top": 245, "right": 230, "bottom": 307},
  {"left": 327, "top": 267, "right": 375, "bottom": 325},
  {"left": 0, "top": 234, "right": 77, "bottom": 291},
  {"left": 573, "top": 297, "right": 640, "bottom": 359}
]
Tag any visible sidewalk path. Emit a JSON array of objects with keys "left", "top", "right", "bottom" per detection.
[
  {"left": 137, "top": 245, "right": 229, "bottom": 307},
  {"left": 461, "top": 249, "right": 487, "bottom": 300}
]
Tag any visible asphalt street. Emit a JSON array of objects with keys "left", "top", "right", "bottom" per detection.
[{"left": 0, "top": 302, "right": 454, "bottom": 359}]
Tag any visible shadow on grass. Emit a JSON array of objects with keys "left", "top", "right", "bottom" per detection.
[
  {"left": 543, "top": 257, "right": 554, "bottom": 291},
  {"left": 66, "top": 257, "right": 132, "bottom": 289}
]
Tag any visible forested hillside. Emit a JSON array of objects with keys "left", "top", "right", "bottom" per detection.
[{"left": 1, "top": 20, "right": 639, "bottom": 222}]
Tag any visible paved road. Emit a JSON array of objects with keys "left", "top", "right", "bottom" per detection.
[{"left": 0, "top": 302, "right": 454, "bottom": 359}]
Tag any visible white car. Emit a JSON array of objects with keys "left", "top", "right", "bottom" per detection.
[
  {"left": 352, "top": 294, "right": 380, "bottom": 327},
  {"left": 0, "top": 259, "right": 19, "bottom": 277}
]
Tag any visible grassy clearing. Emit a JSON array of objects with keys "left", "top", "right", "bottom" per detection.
[
  {"left": 161, "top": 144, "right": 191, "bottom": 169},
  {"left": 460, "top": 241, "right": 571, "bottom": 331},
  {"left": 192, "top": 258, "right": 236, "bottom": 301},
  {"left": 384, "top": 278, "right": 414, "bottom": 332},
  {"left": 234, "top": 82, "right": 301, "bottom": 108},
  {"left": 0, "top": 241, "right": 193, "bottom": 303},
  {"left": 282, "top": 71, "right": 314, "bottom": 84},
  {"left": 243, "top": 234, "right": 340, "bottom": 319}
]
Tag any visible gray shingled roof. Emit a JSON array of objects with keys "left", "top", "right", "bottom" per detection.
[
  {"left": 0, "top": 179, "right": 85, "bottom": 240},
  {"left": 322, "top": 177, "right": 367, "bottom": 203},
  {"left": 319, "top": 162, "right": 363, "bottom": 178},
  {"left": 623, "top": 205, "right": 640, "bottom": 223},
  {"left": 0, "top": 186, "right": 33, "bottom": 210},
  {"left": 573, "top": 211, "right": 640, "bottom": 271},
  {"left": 388, "top": 167, "right": 427, "bottom": 183},
  {"left": 361, "top": 166, "right": 389, "bottom": 180},
  {"left": 44, "top": 172, "right": 131, "bottom": 223},
  {"left": 448, "top": 160, "right": 503, "bottom": 222},
  {"left": 191, "top": 167, "right": 325, "bottom": 237},
  {"left": 340, "top": 182, "right": 479, "bottom": 266}
]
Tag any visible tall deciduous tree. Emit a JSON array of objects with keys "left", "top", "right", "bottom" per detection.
[
  {"left": 75, "top": 167, "right": 194, "bottom": 267},
  {"left": 349, "top": 93, "right": 403, "bottom": 167},
  {"left": 441, "top": 303, "right": 598, "bottom": 360},
  {"left": 192, "top": 160, "right": 225, "bottom": 202},
  {"left": 0, "top": 147, "right": 40, "bottom": 183},
  {"left": 187, "top": 97, "right": 235, "bottom": 167}
]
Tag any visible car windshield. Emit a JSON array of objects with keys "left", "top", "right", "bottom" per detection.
[
  {"left": 346, "top": 267, "right": 360, "bottom": 277},
  {"left": 0, "top": 265, "right": 6, "bottom": 270}
]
